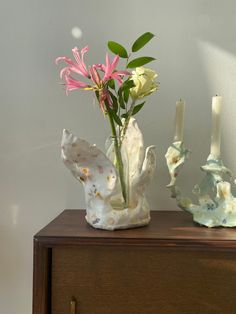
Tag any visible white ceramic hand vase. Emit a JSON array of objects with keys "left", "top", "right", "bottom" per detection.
[{"left": 61, "top": 118, "right": 156, "bottom": 230}]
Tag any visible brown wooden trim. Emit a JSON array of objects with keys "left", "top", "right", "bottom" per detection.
[
  {"left": 34, "top": 236, "right": 236, "bottom": 251},
  {"left": 32, "top": 239, "right": 51, "bottom": 314}
]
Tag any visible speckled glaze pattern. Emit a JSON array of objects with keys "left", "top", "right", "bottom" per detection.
[
  {"left": 166, "top": 141, "right": 236, "bottom": 227},
  {"left": 61, "top": 118, "right": 156, "bottom": 230}
]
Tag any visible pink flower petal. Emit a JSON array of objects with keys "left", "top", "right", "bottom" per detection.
[
  {"left": 94, "top": 63, "right": 105, "bottom": 72},
  {"left": 55, "top": 56, "right": 75, "bottom": 66},
  {"left": 71, "top": 47, "right": 89, "bottom": 77},
  {"left": 102, "top": 54, "right": 129, "bottom": 83},
  {"left": 81, "top": 45, "right": 89, "bottom": 55},
  {"left": 111, "top": 55, "right": 119, "bottom": 70},
  {"left": 111, "top": 72, "right": 123, "bottom": 85},
  {"left": 105, "top": 53, "right": 111, "bottom": 69},
  {"left": 89, "top": 66, "right": 101, "bottom": 85},
  {"left": 60, "top": 67, "right": 70, "bottom": 79},
  {"left": 104, "top": 53, "right": 112, "bottom": 80},
  {"left": 63, "top": 74, "right": 90, "bottom": 95},
  {"left": 66, "top": 76, "right": 89, "bottom": 88},
  {"left": 72, "top": 47, "right": 82, "bottom": 64}
]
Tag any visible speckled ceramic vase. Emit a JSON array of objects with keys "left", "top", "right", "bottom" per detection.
[{"left": 61, "top": 118, "right": 156, "bottom": 230}]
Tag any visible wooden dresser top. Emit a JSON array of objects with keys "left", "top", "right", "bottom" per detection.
[{"left": 34, "top": 210, "right": 236, "bottom": 249}]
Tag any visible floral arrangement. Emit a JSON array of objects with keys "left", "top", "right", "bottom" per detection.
[{"left": 56, "top": 32, "right": 158, "bottom": 207}]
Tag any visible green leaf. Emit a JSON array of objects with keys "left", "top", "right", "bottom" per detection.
[
  {"left": 107, "top": 41, "right": 128, "bottom": 58},
  {"left": 110, "top": 109, "right": 123, "bottom": 126},
  {"left": 132, "top": 32, "right": 155, "bottom": 52},
  {"left": 119, "top": 94, "right": 126, "bottom": 109},
  {"left": 118, "top": 89, "right": 126, "bottom": 109},
  {"left": 122, "top": 79, "right": 135, "bottom": 90},
  {"left": 123, "top": 88, "right": 129, "bottom": 103},
  {"left": 107, "top": 79, "right": 115, "bottom": 89},
  {"left": 109, "top": 91, "right": 118, "bottom": 113},
  {"left": 95, "top": 90, "right": 99, "bottom": 101},
  {"left": 105, "top": 101, "right": 123, "bottom": 126},
  {"left": 121, "top": 79, "right": 134, "bottom": 105},
  {"left": 127, "top": 57, "right": 156, "bottom": 68},
  {"left": 121, "top": 113, "right": 128, "bottom": 119},
  {"left": 132, "top": 102, "right": 145, "bottom": 115}
]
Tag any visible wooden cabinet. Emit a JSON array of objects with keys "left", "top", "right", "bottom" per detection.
[{"left": 33, "top": 210, "right": 236, "bottom": 314}]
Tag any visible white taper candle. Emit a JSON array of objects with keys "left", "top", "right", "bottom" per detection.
[
  {"left": 174, "top": 99, "right": 185, "bottom": 142},
  {"left": 210, "top": 95, "right": 222, "bottom": 157}
]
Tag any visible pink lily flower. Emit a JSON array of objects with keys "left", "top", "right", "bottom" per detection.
[
  {"left": 90, "top": 54, "right": 130, "bottom": 111},
  {"left": 56, "top": 47, "right": 130, "bottom": 112},
  {"left": 55, "top": 46, "right": 90, "bottom": 79},
  {"left": 95, "top": 54, "right": 130, "bottom": 85}
]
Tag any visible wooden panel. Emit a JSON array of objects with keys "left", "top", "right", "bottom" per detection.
[{"left": 51, "top": 246, "right": 236, "bottom": 314}]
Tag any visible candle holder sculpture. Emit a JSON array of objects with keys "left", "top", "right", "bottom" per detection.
[{"left": 166, "top": 96, "right": 236, "bottom": 227}]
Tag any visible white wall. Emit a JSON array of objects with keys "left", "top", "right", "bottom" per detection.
[{"left": 1, "top": 0, "right": 236, "bottom": 313}]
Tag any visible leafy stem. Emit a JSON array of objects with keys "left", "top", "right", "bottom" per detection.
[
  {"left": 126, "top": 53, "right": 132, "bottom": 68},
  {"left": 104, "top": 101, "right": 128, "bottom": 206},
  {"left": 121, "top": 98, "right": 137, "bottom": 141}
]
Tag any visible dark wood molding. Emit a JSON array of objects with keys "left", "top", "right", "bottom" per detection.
[{"left": 32, "top": 239, "right": 51, "bottom": 314}]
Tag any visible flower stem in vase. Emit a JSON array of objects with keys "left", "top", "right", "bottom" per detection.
[
  {"left": 105, "top": 103, "right": 128, "bottom": 207},
  {"left": 121, "top": 99, "right": 136, "bottom": 141}
]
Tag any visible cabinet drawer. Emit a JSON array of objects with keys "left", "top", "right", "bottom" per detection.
[{"left": 51, "top": 246, "right": 236, "bottom": 314}]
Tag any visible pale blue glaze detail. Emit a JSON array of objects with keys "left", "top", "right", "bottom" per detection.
[{"left": 166, "top": 142, "right": 236, "bottom": 227}]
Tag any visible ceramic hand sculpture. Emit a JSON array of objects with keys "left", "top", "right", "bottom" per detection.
[
  {"left": 61, "top": 118, "right": 156, "bottom": 230},
  {"left": 165, "top": 142, "right": 236, "bottom": 227}
]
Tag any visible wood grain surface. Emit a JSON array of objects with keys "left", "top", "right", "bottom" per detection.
[{"left": 52, "top": 246, "right": 236, "bottom": 314}]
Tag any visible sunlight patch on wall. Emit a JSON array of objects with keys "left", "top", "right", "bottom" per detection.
[
  {"left": 197, "top": 40, "right": 236, "bottom": 164},
  {"left": 11, "top": 204, "right": 20, "bottom": 226},
  {"left": 197, "top": 40, "right": 236, "bottom": 98},
  {"left": 71, "top": 27, "right": 83, "bottom": 39}
]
